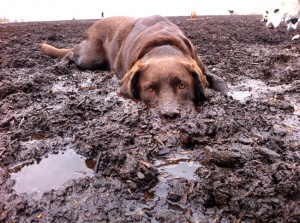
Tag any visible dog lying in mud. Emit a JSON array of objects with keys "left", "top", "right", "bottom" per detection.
[{"left": 39, "top": 15, "right": 228, "bottom": 119}]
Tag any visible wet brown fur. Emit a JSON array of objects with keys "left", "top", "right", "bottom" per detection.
[{"left": 39, "top": 15, "right": 226, "bottom": 118}]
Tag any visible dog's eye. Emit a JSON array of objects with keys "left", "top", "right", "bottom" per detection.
[
  {"left": 178, "top": 83, "right": 186, "bottom": 89},
  {"left": 291, "top": 18, "right": 298, "bottom": 24},
  {"left": 146, "top": 86, "right": 154, "bottom": 92}
]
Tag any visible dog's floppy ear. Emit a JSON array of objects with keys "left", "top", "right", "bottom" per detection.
[
  {"left": 119, "top": 61, "right": 144, "bottom": 98},
  {"left": 185, "top": 60, "right": 209, "bottom": 102},
  {"left": 195, "top": 56, "right": 229, "bottom": 94}
]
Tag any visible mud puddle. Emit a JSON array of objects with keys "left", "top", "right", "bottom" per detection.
[
  {"left": 127, "top": 157, "right": 202, "bottom": 220},
  {"left": 229, "top": 78, "right": 300, "bottom": 115},
  {"left": 229, "top": 78, "right": 300, "bottom": 141},
  {"left": 155, "top": 158, "right": 201, "bottom": 181},
  {"left": 10, "top": 149, "right": 94, "bottom": 198},
  {"left": 142, "top": 156, "right": 201, "bottom": 202}
]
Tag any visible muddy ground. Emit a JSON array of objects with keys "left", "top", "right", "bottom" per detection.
[{"left": 0, "top": 15, "right": 300, "bottom": 222}]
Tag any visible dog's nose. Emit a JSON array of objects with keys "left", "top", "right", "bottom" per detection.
[
  {"left": 267, "top": 23, "right": 274, "bottom": 29},
  {"left": 158, "top": 97, "right": 181, "bottom": 119},
  {"left": 287, "top": 26, "right": 295, "bottom": 32},
  {"left": 161, "top": 110, "right": 180, "bottom": 120}
]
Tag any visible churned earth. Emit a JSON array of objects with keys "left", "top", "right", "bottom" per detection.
[{"left": 0, "top": 15, "right": 299, "bottom": 222}]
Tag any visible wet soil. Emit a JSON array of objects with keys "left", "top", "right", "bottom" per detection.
[{"left": 1, "top": 15, "right": 300, "bottom": 222}]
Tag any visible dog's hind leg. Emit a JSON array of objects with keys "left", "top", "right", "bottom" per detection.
[
  {"left": 39, "top": 38, "right": 109, "bottom": 70},
  {"left": 39, "top": 43, "right": 76, "bottom": 68},
  {"left": 71, "top": 38, "right": 109, "bottom": 70}
]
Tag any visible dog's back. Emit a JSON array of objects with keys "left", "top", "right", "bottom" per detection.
[
  {"left": 117, "top": 15, "right": 200, "bottom": 77},
  {"left": 39, "top": 16, "right": 195, "bottom": 76}
]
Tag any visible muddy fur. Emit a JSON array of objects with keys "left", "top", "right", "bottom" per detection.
[{"left": 39, "top": 16, "right": 228, "bottom": 119}]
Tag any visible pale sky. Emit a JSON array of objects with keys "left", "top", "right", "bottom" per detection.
[{"left": 1, "top": 0, "right": 273, "bottom": 22}]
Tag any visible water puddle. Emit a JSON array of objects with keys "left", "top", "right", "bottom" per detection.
[
  {"left": 229, "top": 78, "right": 300, "bottom": 142},
  {"left": 147, "top": 158, "right": 202, "bottom": 200},
  {"left": 10, "top": 149, "right": 94, "bottom": 198},
  {"left": 229, "top": 79, "right": 300, "bottom": 115},
  {"left": 126, "top": 157, "right": 202, "bottom": 219},
  {"left": 125, "top": 158, "right": 202, "bottom": 220},
  {"left": 52, "top": 77, "right": 97, "bottom": 93},
  {"left": 229, "top": 90, "right": 252, "bottom": 102},
  {"left": 156, "top": 159, "right": 201, "bottom": 181},
  {"left": 229, "top": 79, "right": 287, "bottom": 102}
]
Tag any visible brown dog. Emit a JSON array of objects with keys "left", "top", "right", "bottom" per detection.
[{"left": 39, "top": 15, "right": 228, "bottom": 119}]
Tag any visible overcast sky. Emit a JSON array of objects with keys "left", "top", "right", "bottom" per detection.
[{"left": 1, "top": 0, "right": 273, "bottom": 22}]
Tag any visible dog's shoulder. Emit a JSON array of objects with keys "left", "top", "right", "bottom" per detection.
[
  {"left": 87, "top": 16, "right": 138, "bottom": 38},
  {"left": 135, "top": 15, "right": 172, "bottom": 26}
]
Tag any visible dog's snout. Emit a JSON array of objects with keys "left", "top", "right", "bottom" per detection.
[
  {"left": 159, "top": 101, "right": 181, "bottom": 120},
  {"left": 267, "top": 23, "right": 275, "bottom": 29},
  {"left": 287, "top": 25, "right": 297, "bottom": 32},
  {"left": 161, "top": 109, "right": 180, "bottom": 120}
]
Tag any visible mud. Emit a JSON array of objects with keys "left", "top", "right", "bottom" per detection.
[{"left": 0, "top": 15, "right": 300, "bottom": 222}]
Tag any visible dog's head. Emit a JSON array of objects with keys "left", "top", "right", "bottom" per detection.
[
  {"left": 285, "top": 17, "right": 299, "bottom": 31},
  {"left": 120, "top": 57, "right": 209, "bottom": 119}
]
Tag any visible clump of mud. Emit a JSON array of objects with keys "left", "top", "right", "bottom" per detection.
[{"left": 0, "top": 16, "right": 299, "bottom": 222}]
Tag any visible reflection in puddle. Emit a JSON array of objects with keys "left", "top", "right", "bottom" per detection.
[
  {"left": 228, "top": 79, "right": 286, "bottom": 102},
  {"left": 128, "top": 158, "right": 202, "bottom": 220},
  {"left": 52, "top": 78, "right": 97, "bottom": 93},
  {"left": 229, "top": 78, "right": 300, "bottom": 142},
  {"left": 150, "top": 159, "right": 202, "bottom": 199},
  {"left": 128, "top": 158, "right": 202, "bottom": 219},
  {"left": 229, "top": 79, "right": 300, "bottom": 115},
  {"left": 11, "top": 149, "right": 94, "bottom": 198},
  {"left": 157, "top": 160, "right": 201, "bottom": 181},
  {"left": 229, "top": 90, "right": 252, "bottom": 102}
]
